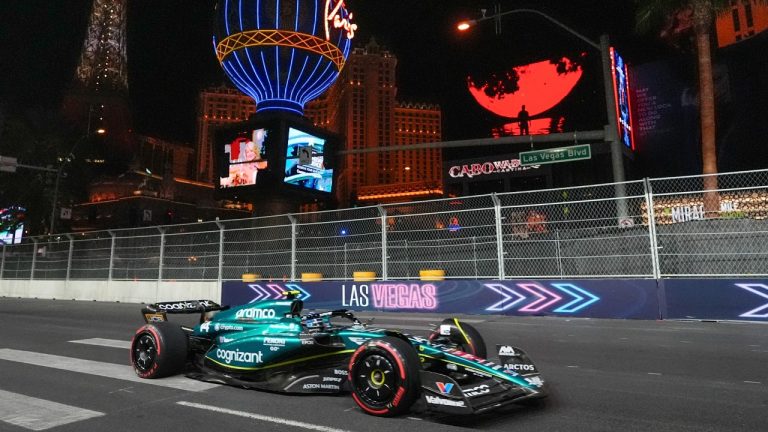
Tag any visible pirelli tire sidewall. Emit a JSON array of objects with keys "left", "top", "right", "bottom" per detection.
[
  {"left": 348, "top": 336, "right": 421, "bottom": 417},
  {"left": 130, "top": 321, "right": 189, "bottom": 379}
]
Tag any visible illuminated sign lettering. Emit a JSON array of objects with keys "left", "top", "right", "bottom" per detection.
[
  {"left": 448, "top": 159, "right": 539, "bottom": 179},
  {"left": 611, "top": 47, "right": 635, "bottom": 151},
  {"left": 325, "top": 1, "right": 357, "bottom": 40},
  {"left": 341, "top": 284, "right": 438, "bottom": 310}
]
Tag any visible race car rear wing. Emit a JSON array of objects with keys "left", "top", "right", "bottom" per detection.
[{"left": 141, "top": 300, "right": 228, "bottom": 324}]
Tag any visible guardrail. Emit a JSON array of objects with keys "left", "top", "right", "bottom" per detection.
[{"left": 3, "top": 169, "right": 768, "bottom": 282}]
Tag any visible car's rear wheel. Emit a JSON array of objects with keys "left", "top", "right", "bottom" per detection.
[
  {"left": 429, "top": 318, "right": 487, "bottom": 358},
  {"left": 349, "top": 336, "right": 421, "bottom": 416},
  {"left": 130, "top": 322, "right": 188, "bottom": 378}
]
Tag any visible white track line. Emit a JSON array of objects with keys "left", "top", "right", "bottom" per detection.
[
  {"left": 0, "top": 389, "right": 104, "bottom": 431},
  {"left": 177, "top": 401, "right": 355, "bottom": 432},
  {"left": 69, "top": 338, "right": 131, "bottom": 349},
  {"left": 0, "top": 349, "right": 217, "bottom": 392}
]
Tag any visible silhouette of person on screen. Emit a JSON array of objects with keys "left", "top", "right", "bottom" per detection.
[{"left": 518, "top": 105, "right": 530, "bottom": 135}]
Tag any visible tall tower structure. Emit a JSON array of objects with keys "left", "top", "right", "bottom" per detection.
[
  {"left": 62, "top": 0, "right": 132, "bottom": 162},
  {"left": 195, "top": 85, "right": 257, "bottom": 183},
  {"left": 306, "top": 39, "right": 443, "bottom": 205}
]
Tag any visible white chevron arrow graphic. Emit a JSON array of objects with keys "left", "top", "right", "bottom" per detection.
[
  {"left": 247, "top": 284, "right": 270, "bottom": 303},
  {"left": 735, "top": 283, "right": 768, "bottom": 318},
  {"left": 484, "top": 283, "right": 526, "bottom": 312}
]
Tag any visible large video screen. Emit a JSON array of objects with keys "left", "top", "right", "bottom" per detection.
[
  {"left": 0, "top": 207, "right": 25, "bottom": 245},
  {"left": 283, "top": 127, "right": 333, "bottom": 193},
  {"left": 219, "top": 127, "right": 272, "bottom": 188}
]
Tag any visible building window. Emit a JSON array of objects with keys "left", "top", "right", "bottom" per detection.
[{"left": 732, "top": 8, "right": 741, "bottom": 32}]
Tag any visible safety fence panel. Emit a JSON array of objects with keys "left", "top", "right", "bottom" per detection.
[
  {"left": 6, "top": 169, "right": 768, "bottom": 283},
  {"left": 221, "top": 215, "right": 293, "bottom": 281},
  {"left": 295, "top": 207, "right": 382, "bottom": 280},
  {"left": 70, "top": 232, "right": 112, "bottom": 280},
  {"left": 162, "top": 222, "right": 221, "bottom": 281},
  {"left": 31, "top": 237, "right": 70, "bottom": 280},
  {"left": 498, "top": 181, "right": 653, "bottom": 278},
  {"left": 111, "top": 228, "right": 162, "bottom": 281},
  {"left": 384, "top": 195, "right": 499, "bottom": 279},
  {"left": 649, "top": 170, "right": 768, "bottom": 276},
  {"left": 1, "top": 241, "right": 36, "bottom": 279}
]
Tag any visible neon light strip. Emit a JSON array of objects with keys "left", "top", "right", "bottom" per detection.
[
  {"left": 517, "top": 283, "right": 562, "bottom": 313},
  {"left": 551, "top": 283, "right": 600, "bottom": 313},
  {"left": 216, "top": 30, "right": 346, "bottom": 71},
  {"left": 275, "top": 0, "right": 281, "bottom": 98},
  {"left": 624, "top": 62, "right": 636, "bottom": 151},
  {"left": 736, "top": 284, "right": 768, "bottom": 318},
  {"left": 298, "top": 61, "right": 335, "bottom": 103}
]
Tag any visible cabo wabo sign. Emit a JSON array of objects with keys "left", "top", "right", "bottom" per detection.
[{"left": 448, "top": 158, "right": 540, "bottom": 179}]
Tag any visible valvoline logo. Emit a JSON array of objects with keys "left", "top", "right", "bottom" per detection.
[{"left": 436, "top": 382, "right": 454, "bottom": 395}]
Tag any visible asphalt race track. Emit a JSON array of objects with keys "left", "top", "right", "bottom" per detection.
[{"left": 0, "top": 297, "right": 765, "bottom": 432}]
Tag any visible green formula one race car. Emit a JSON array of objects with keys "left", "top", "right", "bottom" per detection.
[{"left": 130, "top": 291, "right": 546, "bottom": 416}]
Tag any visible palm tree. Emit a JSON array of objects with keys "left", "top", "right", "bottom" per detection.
[{"left": 635, "top": 0, "right": 761, "bottom": 216}]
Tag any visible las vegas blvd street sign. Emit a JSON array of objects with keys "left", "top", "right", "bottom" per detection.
[{"left": 519, "top": 144, "right": 592, "bottom": 166}]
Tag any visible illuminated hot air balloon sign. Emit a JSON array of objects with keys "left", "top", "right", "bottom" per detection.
[{"left": 214, "top": 0, "right": 357, "bottom": 115}]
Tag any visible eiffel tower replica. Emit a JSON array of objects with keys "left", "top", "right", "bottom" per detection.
[{"left": 61, "top": 0, "right": 133, "bottom": 169}]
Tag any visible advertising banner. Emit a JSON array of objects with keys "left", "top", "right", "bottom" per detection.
[
  {"left": 222, "top": 279, "right": 660, "bottom": 320},
  {"left": 662, "top": 279, "right": 768, "bottom": 321}
]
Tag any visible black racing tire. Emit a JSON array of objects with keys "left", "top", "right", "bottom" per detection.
[
  {"left": 348, "top": 336, "right": 421, "bottom": 417},
  {"left": 429, "top": 318, "right": 487, "bottom": 358},
  {"left": 130, "top": 322, "right": 188, "bottom": 379}
]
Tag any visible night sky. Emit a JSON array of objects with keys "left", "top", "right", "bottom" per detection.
[{"left": 0, "top": 1, "right": 669, "bottom": 144}]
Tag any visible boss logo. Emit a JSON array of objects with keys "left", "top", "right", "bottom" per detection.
[{"left": 334, "top": 369, "right": 348, "bottom": 376}]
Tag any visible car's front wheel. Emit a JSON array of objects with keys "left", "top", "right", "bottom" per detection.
[
  {"left": 130, "top": 322, "right": 188, "bottom": 378},
  {"left": 348, "top": 336, "right": 421, "bottom": 416}
]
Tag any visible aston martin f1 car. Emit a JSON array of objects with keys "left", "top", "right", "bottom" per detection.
[{"left": 130, "top": 291, "right": 546, "bottom": 416}]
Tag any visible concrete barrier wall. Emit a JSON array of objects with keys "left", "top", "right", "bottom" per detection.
[
  {"left": 0, "top": 280, "right": 220, "bottom": 304},
  {"left": 3, "top": 278, "right": 767, "bottom": 322}
]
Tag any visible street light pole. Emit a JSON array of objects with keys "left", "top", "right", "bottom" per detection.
[
  {"left": 48, "top": 127, "right": 106, "bottom": 234},
  {"left": 458, "top": 8, "right": 628, "bottom": 218}
]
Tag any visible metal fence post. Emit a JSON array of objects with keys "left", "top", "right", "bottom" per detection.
[
  {"left": 491, "top": 194, "right": 506, "bottom": 280},
  {"left": 107, "top": 231, "right": 116, "bottom": 281},
  {"left": 643, "top": 178, "right": 661, "bottom": 278},
  {"left": 287, "top": 215, "right": 297, "bottom": 281},
  {"left": 215, "top": 221, "right": 224, "bottom": 285},
  {"left": 555, "top": 229, "right": 564, "bottom": 278},
  {"left": 157, "top": 227, "right": 166, "bottom": 281},
  {"left": 1, "top": 243, "right": 6, "bottom": 280},
  {"left": 377, "top": 205, "right": 388, "bottom": 280},
  {"left": 65, "top": 234, "right": 74, "bottom": 282},
  {"left": 31, "top": 239, "right": 38, "bottom": 281},
  {"left": 343, "top": 242, "right": 348, "bottom": 281}
]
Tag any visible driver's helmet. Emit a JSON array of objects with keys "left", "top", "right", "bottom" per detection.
[{"left": 304, "top": 316, "right": 329, "bottom": 332}]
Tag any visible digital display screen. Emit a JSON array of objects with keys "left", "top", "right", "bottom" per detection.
[
  {"left": 611, "top": 47, "right": 635, "bottom": 151},
  {"left": 220, "top": 128, "right": 271, "bottom": 188},
  {"left": 0, "top": 207, "right": 25, "bottom": 245},
  {"left": 283, "top": 127, "right": 333, "bottom": 193}
]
